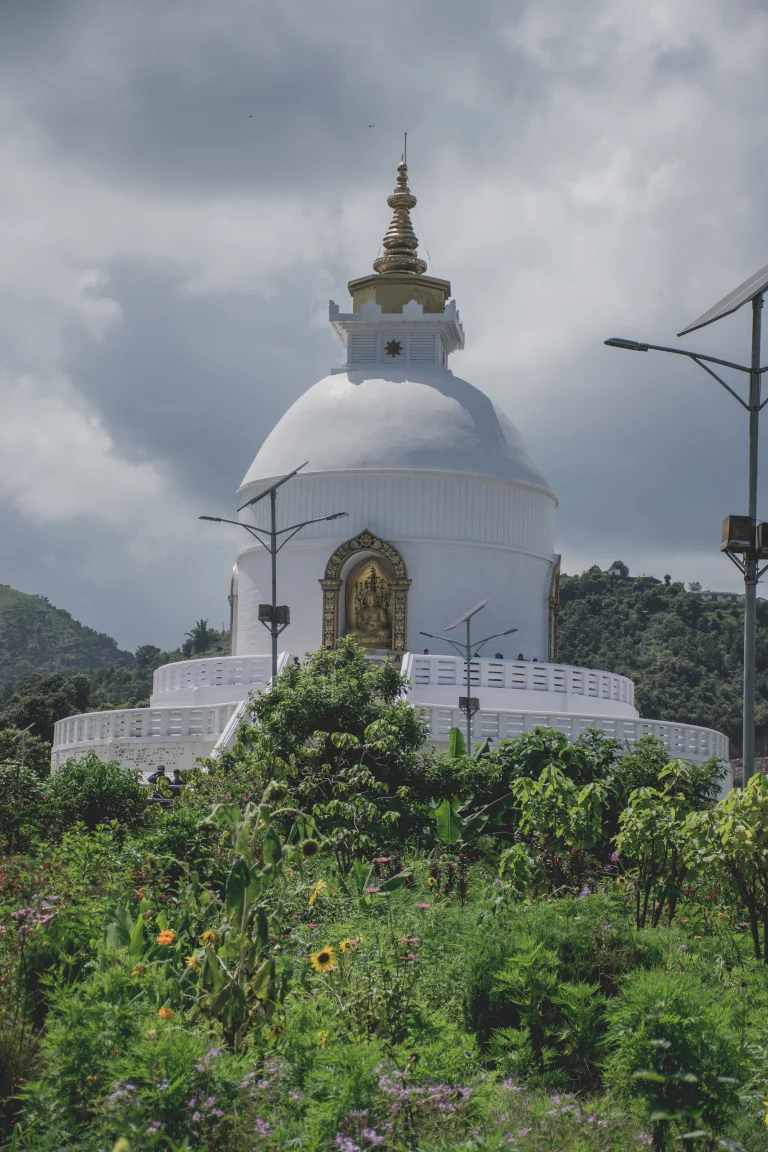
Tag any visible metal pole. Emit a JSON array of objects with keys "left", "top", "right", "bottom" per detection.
[
  {"left": 465, "top": 618, "right": 472, "bottom": 754},
  {"left": 743, "top": 294, "right": 763, "bottom": 783},
  {"left": 270, "top": 488, "right": 278, "bottom": 682}
]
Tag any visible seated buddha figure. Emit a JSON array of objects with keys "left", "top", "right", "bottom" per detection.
[{"left": 349, "top": 569, "right": 392, "bottom": 649}]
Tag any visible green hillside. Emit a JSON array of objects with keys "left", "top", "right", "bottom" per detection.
[
  {"left": 558, "top": 565, "right": 766, "bottom": 747},
  {"left": 0, "top": 584, "right": 134, "bottom": 686}
]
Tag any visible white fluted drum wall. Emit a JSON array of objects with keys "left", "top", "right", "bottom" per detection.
[{"left": 233, "top": 470, "right": 557, "bottom": 661}]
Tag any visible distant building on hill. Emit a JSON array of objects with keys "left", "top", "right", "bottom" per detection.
[{"left": 692, "top": 590, "right": 745, "bottom": 604}]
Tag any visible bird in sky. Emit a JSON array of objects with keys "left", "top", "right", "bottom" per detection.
[{"left": 368, "top": 124, "right": 375, "bottom": 127}]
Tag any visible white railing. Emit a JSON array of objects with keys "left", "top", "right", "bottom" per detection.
[
  {"left": 210, "top": 699, "right": 250, "bottom": 760},
  {"left": 152, "top": 655, "right": 273, "bottom": 696},
  {"left": 53, "top": 703, "right": 240, "bottom": 749},
  {"left": 208, "top": 651, "right": 293, "bottom": 759},
  {"left": 402, "top": 654, "right": 634, "bottom": 706},
  {"left": 417, "top": 705, "right": 728, "bottom": 765}
]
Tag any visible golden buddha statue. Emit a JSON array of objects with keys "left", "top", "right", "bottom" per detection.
[{"left": 347, "top": 562, "right": 392, "bottom": 649}]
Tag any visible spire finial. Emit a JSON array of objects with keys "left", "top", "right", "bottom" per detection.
[{"left": 372, "top": 157, "right": 427, "bottom": 276}]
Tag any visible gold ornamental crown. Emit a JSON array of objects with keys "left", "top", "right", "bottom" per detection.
[{"left": 354, "top": 565, "right": 392, "bottom": 611}]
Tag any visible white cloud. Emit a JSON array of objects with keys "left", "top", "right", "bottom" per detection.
[{"left": 0, "top": 370, "right": 177, "bottom": 534}]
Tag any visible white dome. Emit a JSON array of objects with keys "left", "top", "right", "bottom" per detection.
[{"left": 240, "top": 367, "right": 553, "bottom": 495}]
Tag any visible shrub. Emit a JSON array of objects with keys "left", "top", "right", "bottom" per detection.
[
  {"left": 46, "top": 753, "right": 147, "bottom": 831},
  {"left": 0, "top": 762, "right": 46, "bottom": 852},
  {"left": 463, "top": 897, "right": 666, "bottom": 1049},
  {"left": 604, "top": 967, "right": 740, "bottom": 1146}
]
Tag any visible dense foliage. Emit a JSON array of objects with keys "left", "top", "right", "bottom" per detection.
[
  {"left": 1, "top": 624, "right": 231, "bottom": 743},
  {"left": 2, "top": 639, "right": 768, "bottom": 1151},
  {"left": 559, "top": 563, "right": 768, "bottom": 745},
  {"left": 0, "top": 585, "right": 134, "bottom": 687}
]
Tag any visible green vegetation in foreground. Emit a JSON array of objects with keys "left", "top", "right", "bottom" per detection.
[
  {"left": 2, "top": 639, "right": 768, "bottom": 1151},
  {"left": 559, "top": 563, "right": 768, "bottom": 744}
]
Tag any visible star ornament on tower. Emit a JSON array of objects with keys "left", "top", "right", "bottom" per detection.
[{"left": 385, "top": 339, "right": 402, "bottom": 358}]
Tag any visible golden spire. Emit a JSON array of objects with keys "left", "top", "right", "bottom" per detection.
[{"left": 373, "top": 161, "right": 427, "bottom": 276}]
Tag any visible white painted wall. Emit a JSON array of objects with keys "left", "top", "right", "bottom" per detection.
[{"left": 234, "top": 470, "right": 556, "bottom": 661}]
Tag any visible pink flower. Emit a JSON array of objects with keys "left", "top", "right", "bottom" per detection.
[
  {"left": 373, "top": 856, "right": 390, "bottom": 864},
  {"left": 415, "top": 902, "right": 430, "bottom": 909},
  {"left": 364, "top": 887, "right": 380, "bottom": 894}
]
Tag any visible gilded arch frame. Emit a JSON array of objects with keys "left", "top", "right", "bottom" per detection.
[{"left": 319, "top": 529, "right": 411, "bottom": 651}]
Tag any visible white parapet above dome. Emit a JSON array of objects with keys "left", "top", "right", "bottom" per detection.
[{"left": 329, "top": 298, "right": 465, "bottom": 372}]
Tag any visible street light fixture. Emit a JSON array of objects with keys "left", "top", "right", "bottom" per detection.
[
  {"left": 605, "top": 259, "right": 768, "bottom": 782},
  {"left": 200, "top": 463, "right": 348, "bottom": 680},
  {"left": 420, "top": 600, "right": 517, "bottom": 754}
]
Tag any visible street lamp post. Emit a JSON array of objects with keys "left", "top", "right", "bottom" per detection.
[
  {"left": 605, "top": 261, "right": 768, "bottom": 782},
  {"left": 420, "top": 600, "right": 517, "bottom": 754},
  {"left": 200, "top": 463, "right": 348, "bottom": 681}
]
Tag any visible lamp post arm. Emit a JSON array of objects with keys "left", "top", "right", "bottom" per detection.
[
  {"left": 689, "top": 356, "right": 750, "bottom": 410},
  {"left": 624, "top": 341, "right": 752, "bottom": 374},
  {"left": 471, "top": 629, "right": 519, "bottom": 656},
  {"left": 199, "top": 516, "right": 273, "bottom": 548},
  {"left": 274, "top": 514, "right": 349, "bottom": 552}
]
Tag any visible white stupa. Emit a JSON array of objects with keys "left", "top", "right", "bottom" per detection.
[{"left": 52, "top": 162, "right": 730, "bottom": 784}]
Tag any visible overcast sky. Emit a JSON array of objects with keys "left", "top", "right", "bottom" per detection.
[{"left": 2, "top": 0, "right": 768, "bottom": 651}]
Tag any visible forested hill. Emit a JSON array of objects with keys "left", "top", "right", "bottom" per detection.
[
  {"left": 558, "top": 566, "right": 767, "bottom": 745},
  {"left": 0, "top": 585, "right": 134, "bottom": 686}
]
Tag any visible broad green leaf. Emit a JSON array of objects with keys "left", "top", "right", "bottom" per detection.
[
  {"left": 255, "top": 907, "right": 269, "bottom": 948},
  {"left": 128, "top": 914, "right": 146, "bottom": 959},
  {"left": 434, "top": 797, "right": 462, "bottom": 844},
  {"left": 351, "top": 858, "right": 369, "bottom": 896},
  {"left": 203, "top": 803, "right": 243, "bottom": 830},
  {"left": 105, "top": 903, "right": 132, "bottom": 949},
  {"left": 251, "top": 957, "right": 274, "bottom": 1002},
  {"left": 377, "top": 869, "right": 413, "bottom": 893},
  {"left": 225, "top": 858, "right": 250, "bottom": 926},
  {"left": 262, "top": 827, "right": 283, "bottom": 867},
  {"left": 447, "top": 728, "right": 466, "bottom": 759},
  {"left": 459, "top": 792, "right": 516, "bottom": 844}
]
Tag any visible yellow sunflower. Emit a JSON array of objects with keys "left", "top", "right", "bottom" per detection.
[
  {"left": 339, "top": 938, "right": 357, "bottom": 953},
  {"left": 427, "top": 876, "right": 438, "bottom": 887},
  {"left": 157, "top": 1006, "right": 174, "bottom": 1020},
  {"left": 200, "top": 930, "right": 220, "bottom": 946},
  {"left": 308, "top": 880, "right": 327, "bottom": 907},
  {"left": 186, "top": 955, "right": 202, "bottom": 973},
  {"left": 310, "top": 946, "right": 337, "bottom": 973}
]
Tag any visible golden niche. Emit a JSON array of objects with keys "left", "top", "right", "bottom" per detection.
[{"left": 346, "top": 560, "right": 393, "bottom": 650}]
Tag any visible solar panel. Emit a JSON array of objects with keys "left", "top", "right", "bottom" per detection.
[
  {"left": 238, "top": 461, "right": 309, "bottom": 511},
  {"left": 678, "top": 261, "right": 768, "bottom": 336},
  {"left": 445, "top": 599, "right": 490, "bottom": 630}
]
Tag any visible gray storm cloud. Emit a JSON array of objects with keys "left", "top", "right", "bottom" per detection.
[{"left": 2, "top": 0, "right": 768, "bottom": 648}]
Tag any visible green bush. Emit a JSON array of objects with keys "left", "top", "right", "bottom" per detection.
[
  {"left": 0, "top": 762, "right": 46, "bottom": 852},
  {"left": 46, "top": 753, "right": 147, "bottom": 831},
  {"left": 464, "top": 896, "right": 667, "bottom": 1050},
  {"left": 604, "top": 967, "right": 741, "bottom": 1146}
]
